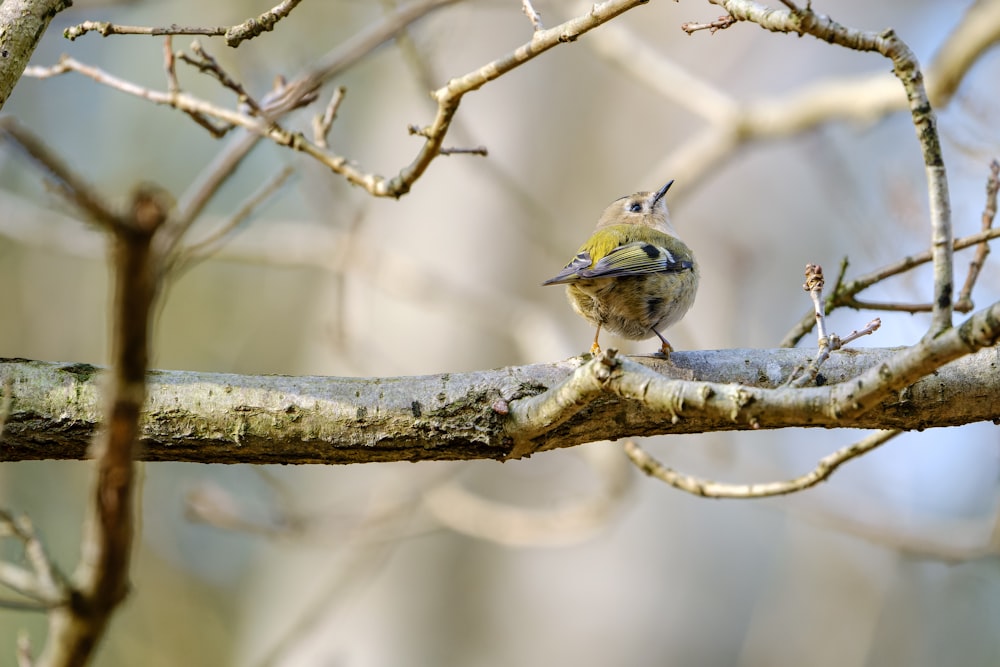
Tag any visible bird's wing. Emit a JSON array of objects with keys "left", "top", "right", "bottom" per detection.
[
  {"left": 541, "top": 252, "right": 593, "bottom": 285},
  {"left": 578, "top": 241, "right": 692, "bottom": 279}
]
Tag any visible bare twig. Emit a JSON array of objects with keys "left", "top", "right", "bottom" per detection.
[
  {"left": 30, "top": 1, "right": 650, "bottom": 199},
  {"left": 680, "top": 15, "right": 736, "bottom": 35},
  {"left": 65, "top": 21, "right": 227, "bottom": 41},
  {"left": 784, "top": 264, "right": 881, "bottom": 388},
  {"left": 838, "top": 318, "right": 881, "bottom": 346},
  {"left": 780, "top": 225, "right": 1000, "bottom": 347},
  {"left": 224, "top": 0, "right": 304, "bottom": 47},
  {"left": 177, "top": 41, "right": 264, "bottom": 115},
  {"left": 0, "top": 511, "right": 63, "bottom": 607},
  {"left": 522, "top": 0, "right": 545, "bottom": 31},
  {"left": 312, "top": 86, "right": 346, "bottom": 148},
  {"left": 28, "top": 0, "right": 466, "bottom": 198},
  {"left": 623, "top": 430, "right": 900, "bottom": 498},
  {"left": 804, "top": 263, "right": 828, "bottom": 344},
  {"left": 64, "top": 0, "right": 304, "bottom": 47},
  {"left": 956, "top": 158, "right": 999, "bottom": 311},
  {"left": 16, "top": 631, "right": 33, "bottom": 667},
  {"left": 439, "top": 145, "right": 489, "bottom": 156}
]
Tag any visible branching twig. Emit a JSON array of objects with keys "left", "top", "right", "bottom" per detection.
[
  {"left": 177, "top": 41, "right": 264, "bottom": 115},
  {"left": 312, "top": 86, "right": 346, "bottom": 149},
  {"left": 780, "top": 190, "right": 1000, "bottom": 346},
  {"left": 64, "top": 0, "right": 305, "bottom": 47},
  {"left": 623, "top": 429, "right": 899, "bottom": 498},
  {"left": 785, "top": 264, "right": 880, "bottom": 388},
  {"left": 0, "top": 511, "right": 63, "bottom": 607},
  {"left": 31, "top": 0, "right": 648, "bottom": 198}
]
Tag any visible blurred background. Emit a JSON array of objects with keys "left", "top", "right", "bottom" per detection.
[{"left": 1, "top": 0, "right": 999, "bottom": 665}]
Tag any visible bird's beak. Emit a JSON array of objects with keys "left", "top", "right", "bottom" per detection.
[{"left": 650, "top": 180, "right": 674, "bottom": 206}]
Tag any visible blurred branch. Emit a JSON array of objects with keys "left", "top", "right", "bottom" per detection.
[
  {"left": 3, "top": 336, "right": 1000, "bottom": 464},
  {"left": 64, "top": 0, "right": 305, "bottom": 48},
  {"left": 0, "top": 511, "right": 63, "bottom": 608},
  {"left": 0, "top": 118, "right": 122, "bottom": 231},
  {"left": 423, "top": 444, "right": 633, "bottom": 547},
  {"left": 32, "top": 184, "right": 167, "bottom": 666},
  {"left": 170, "top": 165, "right": 295, "bottom": 274},
  {"left": 623, "top": 430, "right": 899, "bottom": 498},
  {"left": 0, "top": 0, "right": 71, "bottom": 111},
  {"left": 586, "top": 0, "right": 1000, "bottom": 200}
]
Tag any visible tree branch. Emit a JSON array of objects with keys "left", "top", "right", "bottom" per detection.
[
  {"left": 3, "top": 331, "right": 999, "bottom": 465},
  {"left": 0, "top": 0, "right": 72, "bottom": 110},
  {"left": 711, "top": 0, "right": 953, "bottom": 335}
]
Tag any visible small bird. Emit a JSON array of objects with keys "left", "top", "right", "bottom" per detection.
[{"left": 542, "top": 180, "right": 698, "bottom": 356}]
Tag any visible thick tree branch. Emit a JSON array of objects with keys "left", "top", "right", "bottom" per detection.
[
  {"left": 3, "top": 328, "right": 998, "bottom": 465},
  {"left": 0, "top": 0, "right": 72, "bottom": 110}
]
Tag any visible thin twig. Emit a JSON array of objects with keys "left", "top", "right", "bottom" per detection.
[
  {"left": 64, "top": 0, "right": 304, "bottom": 47},
  {"left": 805, "top": 263, "right": 828, "bottom": 344},
  {"left": 16, "top": 631, "right": 33, "bottom": 667},
  {"left": 785, "top": 265, "right": 881, "bottom": 388},
  {"left": 65, "top": 21, "right": 227, "bottom": 41},
  {"left": 680, "top": 15, "right": 736, "bottom": 35},
  {"left": 439, "top": 145, "right": 488, "bottom": 156},
  {"left": 0, "top": 511, "right": 63, "bottom": 605},
  {"left": 522, "top": 0, "right": 545, "bottom": 31},
  {"left": 31, "top": 1, "right": 649, "bottom": 198},
  {"left": 623, "top": 430, "right": 900, "bottom": 498},
  {"left": 780, "top": 225, "right": 1000, "bottom": 347},
  {"left": 312, "top": 86, "right": 346, "bottom": 148},
  {"left": 839, "top": 318, "right": 881, "bottom": 345},
  {"left": 177, "top": 40, "right": 264, "bottom": 115},
  {"left": 956, "top": 158, "right": 999, "bottom": 311},
  {"left": 224, "top": 0, "right": 304, "bottom": 47}
]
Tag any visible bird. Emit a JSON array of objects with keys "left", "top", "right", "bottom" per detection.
[{"left": 542, "top": 180, "right": 698, "bottom": 357}]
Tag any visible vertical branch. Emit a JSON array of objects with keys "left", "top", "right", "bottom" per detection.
[
  {"left": 713, "top": 0, "right": 955, "bottom": 335},
  {"left": 881, "top": 35, "right": 953, "bottom": 334},
  {"left": 956, "top": 159, "right": 1000, "bottom": 310},
  {"left": 36, "top": 187, "right": 169, "bottom": 667}
]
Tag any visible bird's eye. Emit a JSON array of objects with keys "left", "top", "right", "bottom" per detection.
[{"left": 629, "top": 202, "right": 642, "bottom": 213}]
